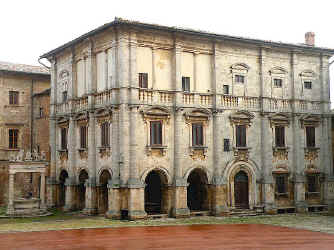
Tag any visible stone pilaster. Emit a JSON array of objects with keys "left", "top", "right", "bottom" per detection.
[
  {"left": 152, "top": 46, "right": 156, "bottom": 90},
  {"left": 173, "top": 42, "right": 182, "bottom": 105},
  {"left": 83, "top": 112, "right": 97, "bottom": 214},
  {"left": 212, "top": 110, "right": 228, "bottom": 215},
  {"left": 261, "top": 115, "right": 276, "bottom": 214},
  {"left": 7, "top": 173, "right": 15, "bottom": 215},
  {"left": 129, "top": 32, "right": 138, "bottom": 104},
  {"left": 63, "top": 177, "right": 77, "bottom": 211},
  {"left": 128, "top": 106, "right": 146, "bottom": 219},
  {"left": 48, "top": 58, "right": 58, "bottom": 207},
  {"left": 106, "top": 180, "right": 121, "bottom": 219},
  {"left": 172, "top": 109, "right": 190, "bottom": 218},
  {"left": 40, "top": 173, "right": 46, "bottom": 211}
]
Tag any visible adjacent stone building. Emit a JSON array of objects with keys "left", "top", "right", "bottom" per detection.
[
  {"left": 40, "top": 18, "right": 334, "bottom": 219},
  {"left": 0, "top": 62, "right": 50, "bottom": 206}
]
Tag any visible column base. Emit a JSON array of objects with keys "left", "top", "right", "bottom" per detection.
[
  {"left": 6, "top": 206, "right": 14, "bottom": 215},
  {"left": 105, "top": 210, "right": 122, "bottom": 219},
  {"left": 128, "top": 210, "right": 147, "bottom": 220},
  {"left": 172, "top": 208, "right": 190, "bottom": 218},
  {"left": 82, "top": 207, "right": 97, "bottom": 215},
  {"left": 264, "top": 203, "right": 277, "bottom": 215},
  {"left": 212, "top": 205, "right": 230, "bottom": 216},
  {"left": 295, "top": 201, "right": 308, "bottom": 213}
]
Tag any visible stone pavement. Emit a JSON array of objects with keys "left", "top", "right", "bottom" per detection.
[{"left": 1, "top": 224, "right": 334, "bottom": 250}]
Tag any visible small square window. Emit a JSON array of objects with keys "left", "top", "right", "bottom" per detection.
[
  {"left": 39, "top": 107, "right": 44, "bottom": 118},
  {"left": 9, "top": 91, "right": 19, "bottom": 105},
  {"left": 223, "top": 85, "right": 229, "bottom": 95},
  {"left": 304, "top": 81, "right": 312, "bottom": 89},
  {"left": 182, "top": 77, "right": 190, "bottom": 92},
  {"left": 235, "top": 75, "right": 245, "bottom": 84},
  {"left": 62, "top": 91, "right": 67, "bottom": 103},
  {"left": 139, "top": 73, "right": 148, "bottom": 88},
  {"left": 224, "top": 139, "right": 230, "bottom": 152},
  {"left": 274, "top": 79, "right": 282, "bottom": 88}
]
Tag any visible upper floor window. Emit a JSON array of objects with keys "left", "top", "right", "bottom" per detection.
[
  {"left": 80, "top": 126, "right": 87, "bottom": 149},
  {"left": 274, "top": 78, "right": 283, "bottom": 88},
  {"left": 304, "top": 81, "right": 312, "bottom": 89},
  {"left": 182, "top": 76, "right": 190, "bottom": 92},
  {"left": 306, "top": 126, "right": 315, "bottom": 148},
  {"left": 62, "top": 91, "right": 68, "bottom": 103},
  {"left": 101, "top": 122, "right": 110, "bottom": 147},
  {"left": 139, "top": 73, "right": 148, "bottom": 88},
  {"left": 61, "top": 127, "right": 67, "bottom": 150},
  {"left": 236, "top": 125, "right": 246, "bottom": 147},
  {"left": 9, "top": 91, "right": 19, "bottom": 105},
  {"left": 275, "top": 126, "right": 285, "bottom": 147},
  {"left": 192, "top": 123, "right": 204, "bottom": 146},
  {"left": 223, "top": 85, "right": 229, "bottom": 95},
  {"left": 235, "top": 75, "right": 245, "bottom": 84},
  {"left": 150, "top": 121, "right": 162, "bottom": 146},
  {"left": 9, "top": 129, "right": 19, "bottom": 149}
]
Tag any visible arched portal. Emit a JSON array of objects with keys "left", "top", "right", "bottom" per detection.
[
  {"left": 144, "top": 170, "right": 168, "bottom": 214},
  {"left": 98, "top": 170, "right": 111, "bottom": 214},
  {"left": 234, "top": 171, "right": 249, "bottom": 208},
  {"left": 78, "top": 170, "right": 89, "bottom": 210},
  {"left": 59, "top": 170, "right": 68, "bottom": 207},
  {"left": 187, "top": 168, "right": 209, "bottom": 211}
]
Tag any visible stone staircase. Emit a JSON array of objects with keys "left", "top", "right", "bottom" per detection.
[{"left": 229, "top": 207, "right": 263, "bottom": 217}]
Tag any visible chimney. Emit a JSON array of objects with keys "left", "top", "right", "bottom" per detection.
[{"left": 305, "top": 32, "right": 315, "bottom": 46}]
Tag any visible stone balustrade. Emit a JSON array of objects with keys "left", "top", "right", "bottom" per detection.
[
  {"left": 55, "top": 89, "right": 323, "bottom": 115},
  {"left": 95, "top": 90, "right": 112, "bottom": 106},
  {"left": 72, "top": 96, "right": 88, "bottom": 112}
]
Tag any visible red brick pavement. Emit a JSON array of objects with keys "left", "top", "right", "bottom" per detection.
[{"left": 0, "top": 224, "right": 334, "bottom": 250}]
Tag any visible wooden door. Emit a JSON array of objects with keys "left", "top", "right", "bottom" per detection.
[{"left": 234, "top": 171, "right": 249, "bottom": 208}]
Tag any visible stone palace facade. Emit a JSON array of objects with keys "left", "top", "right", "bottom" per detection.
[{"left": 40, "top": 18, "right": 334, "bottom": 219}]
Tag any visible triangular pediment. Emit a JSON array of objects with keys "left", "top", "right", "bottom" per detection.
[{"left": 269, "top": 66, "right": 287, "bottom": 75}]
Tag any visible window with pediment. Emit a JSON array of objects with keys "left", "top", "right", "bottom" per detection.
[
  {"left": 95, "top": 108, "right": 112, "bottom": 158},
  {"left": 185, "top": 109, "right": 211, "bottom": 159},
  {"left": 141, "top": 106, "right": 170, "bottom": 156},
  {"left": 300, "top": 70, "right": 316, "bottom": 94},
  {"left": 229, "top": 111, "right": 254, "bottom": 148},
  {"left": 231, "top": 63, "right": 249, "bottom": 86}
]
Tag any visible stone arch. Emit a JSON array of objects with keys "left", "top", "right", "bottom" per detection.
[
  {"left": 78, "top": 169, "right": 89, "bottom": 210},
  {"left": 183, "top": 166, "right": 212, "bottom": 184},
  {"left": 186, "top": 168, "right": 210, "bottom": 211},
  {"left": 97, "top": 167, "right": 113, "bottom": 185},
  {"left": 58, "top": 169, "right": 68, "bottom": 207},
  {"left": 223, "top": 161, "right": 257, "bottom": 209},
  {"left": 143, "top": 168, "right": 170, "bottom": 214},
  {"left": 98, "top": 169, "right": 112, "bottom": 214},
  {"left": 141, "top": 167, "right": 171, "bottom": 185}
]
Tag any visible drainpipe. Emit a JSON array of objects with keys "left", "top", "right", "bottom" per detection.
[{"left": 38, "top": 58, "right": 50, "bottom": 69}]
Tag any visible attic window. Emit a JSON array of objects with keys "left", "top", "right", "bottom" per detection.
[
  {"left": 274, "top": 79, "right": 282, "bottom": 88},
  {"left": 235, "top": 75, "right": 245, "bottom": 84},
  {"left": 304, "top": 81, "right": 312, "bottom": 89}
]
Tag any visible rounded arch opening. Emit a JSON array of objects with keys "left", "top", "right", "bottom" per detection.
[
  {"left": 78, "top": 169, "right": 89, "bottom": 210},
  {"left": 98, "top": 170, "right": 112, "bottom": 214},
  {"left": 59, "top": 170, "right": 68, "bottom": 207},
  {"left": 234, "top": 170, "right": 249, "bottom": 209},
  {"left": 144, "top": 169, "right": 168, "bottom": 215},
  {"left": 187, "top": 168, "right": 209, "bottom": 211}
]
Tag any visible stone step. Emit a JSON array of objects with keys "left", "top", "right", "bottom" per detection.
[
  {"left": 190, "top": 211, "right": 210, "bottom": 217},
  {"left": 147, "top": 213, "right": 168, "bottom": 219}
]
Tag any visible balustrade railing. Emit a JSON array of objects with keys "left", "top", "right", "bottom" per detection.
[
  {"left": 73, "top": 96, "right": 88, "bottom": 112},
  {"left": 95, "top": 90, "right": 112, "bottom": 105},
  {"left": 55, "top": 89, "right": 322, "bottom": 115}
]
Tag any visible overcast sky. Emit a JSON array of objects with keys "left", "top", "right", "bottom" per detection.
[{"left": 1, "top": 0, "right": 334, "bottom": 103}]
